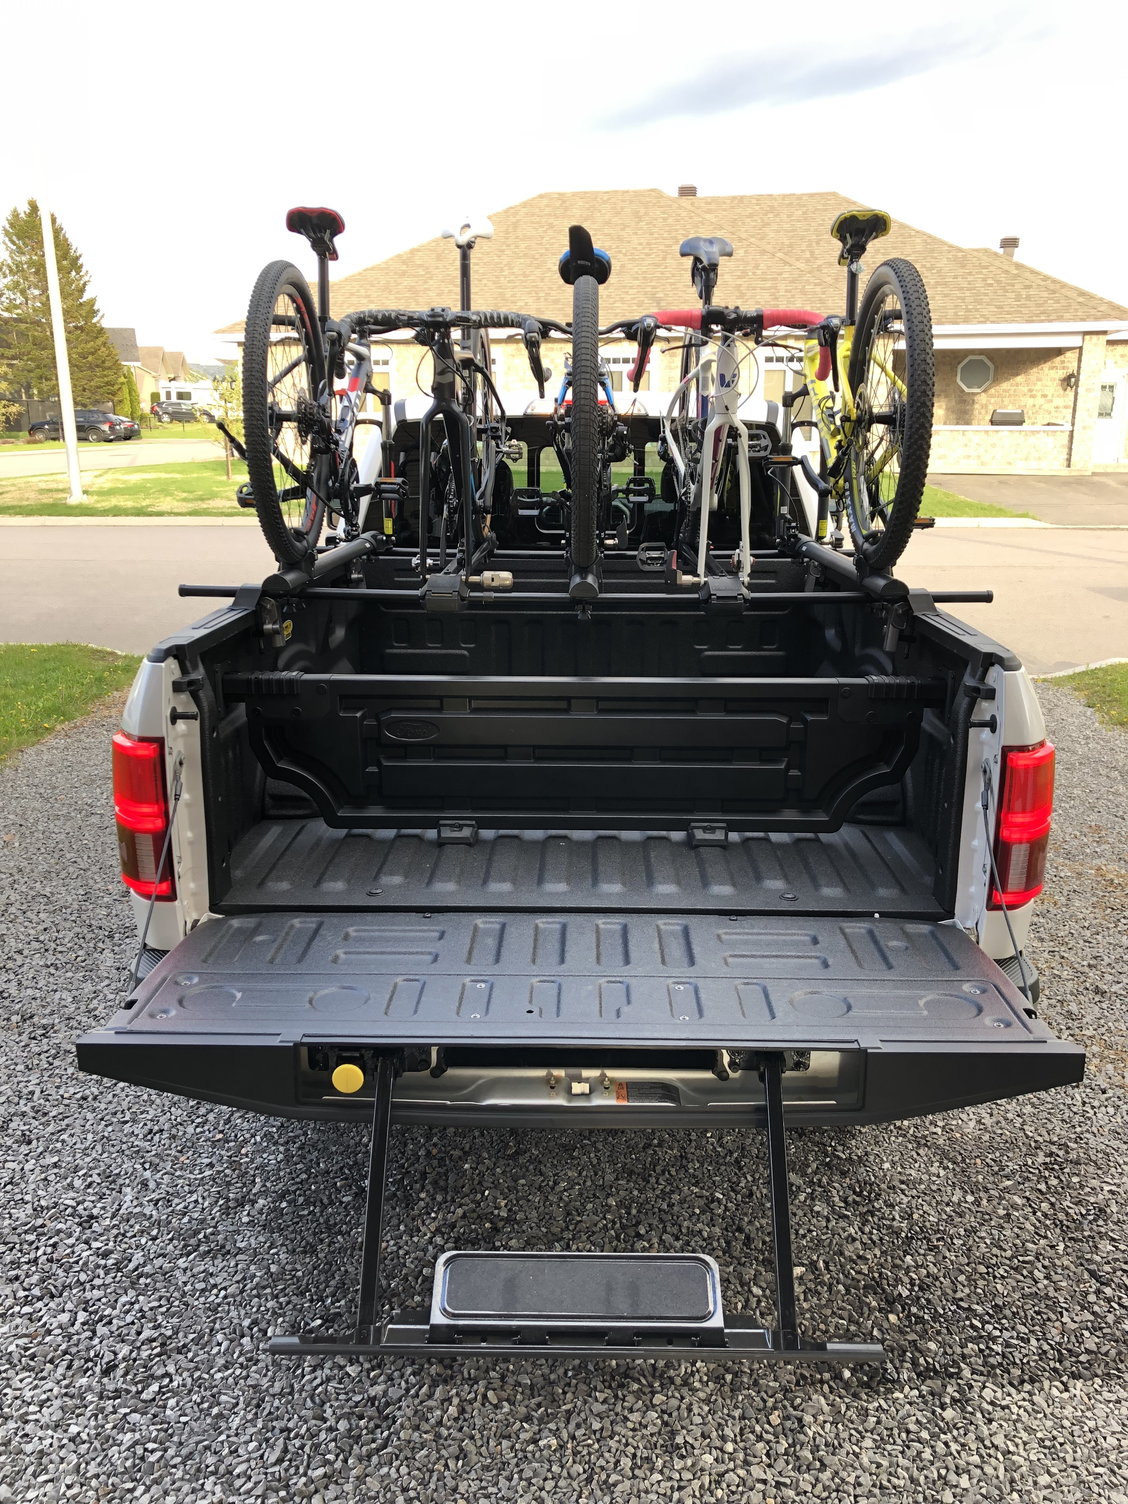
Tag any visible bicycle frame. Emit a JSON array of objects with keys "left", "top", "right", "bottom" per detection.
[{"left": 661, "top": 333, "right": 758, "bottom": 582}]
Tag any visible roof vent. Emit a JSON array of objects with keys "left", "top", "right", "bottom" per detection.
[
  {"left": 1000, "top": 236, "right": 1019, "bottom": 259},
  {"left": 677, "top": 184, "right": 697, "bottom": 198}
]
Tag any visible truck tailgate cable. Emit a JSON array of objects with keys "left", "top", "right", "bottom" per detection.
[
  {"left": 127, "top": 763, "right": 184, "bottom": 995},
  {"left": 980, "top": 761, "right": 1032, "bottom": 1002}
]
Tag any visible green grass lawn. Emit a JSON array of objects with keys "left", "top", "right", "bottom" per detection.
[
  {"left": 0, "top": 644, "right": 141, "bottom": 760},
  {"left": 0, "top": 459, "right": 248, "bottom": 517},
  {"left": 1044, "top": 662, "right": 1128, "bottom": 729},
  {"left": 0, "top": 456, "right": 1027, "bottom": 522},
  {"left": 919, "top": 483, "right": 1034, "bottom": 520}
]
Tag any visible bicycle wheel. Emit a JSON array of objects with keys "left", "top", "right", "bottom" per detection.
[
  {"left": 242, "top": 260, "right": 328, "bottom": 564},
  {"left": 569, "top": 274, "right": 600, "bottom": 571},
  {"left": 844, "top": 258, "right": 933, "bottom": 572}
]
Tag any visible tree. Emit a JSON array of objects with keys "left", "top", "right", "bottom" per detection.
[
  {"left": 208, "top": 362, "right": 242, "bottom": 480},
  {"left": 122, "top": 366, "right": 142, "bottom": 422},
  {"left": 0, "top": 200, "right": 123, "bottom": 407}
]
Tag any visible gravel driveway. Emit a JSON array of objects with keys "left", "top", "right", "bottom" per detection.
[{"left": 1, "top": 687, "right": 1126, "bottom": 1503}]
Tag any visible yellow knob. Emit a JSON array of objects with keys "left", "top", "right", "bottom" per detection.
[{"left": 331, "top": 1063, "right": 365, "bottom": 1094}]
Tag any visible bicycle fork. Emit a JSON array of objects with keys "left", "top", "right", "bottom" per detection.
[{"left": 696, "top": 338, "right": 751, "bottom": 582}]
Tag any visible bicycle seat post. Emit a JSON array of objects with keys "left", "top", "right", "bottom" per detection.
[
  {"left": 442, "top": 218, "right": 494, "bottom": 352},
  {"left": 285, "top": 207, "right": 346, "bottom": 324}
]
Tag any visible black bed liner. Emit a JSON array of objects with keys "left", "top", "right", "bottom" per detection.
[{"left": 221, "top": 820, "right": 943, "bottom": 916}]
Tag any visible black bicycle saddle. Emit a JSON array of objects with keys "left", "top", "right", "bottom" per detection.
[
  {"left": 286, "top": 206, "right": 345, "bottom": 262},
  {"left": 558, "top": 224, "right": 612, "bottom": 286},
  {"left": 679, "top": 236, "right": 733, "bottom": 269}
]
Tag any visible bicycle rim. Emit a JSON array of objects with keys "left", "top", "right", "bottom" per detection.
[
  {"left": 242, "top": 261, "right": 328, "bottom": 564},
  {"left": 569, "top": 275, "right": 600, "bottom": 570},
  {"left": 844, "top": 258, "right": 933, "bottom": 573}
]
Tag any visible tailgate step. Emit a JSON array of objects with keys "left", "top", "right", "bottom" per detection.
[
  {"left": 266, "top": 1052, "right": 885, "bottom": 1365},
  {"left": 431, "top": 1251, "right": 724, "bottom": 1338}
]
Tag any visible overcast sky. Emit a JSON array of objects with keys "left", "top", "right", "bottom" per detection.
[{"left": 2, "top": 0, "right": 1122, "bottom": 363}]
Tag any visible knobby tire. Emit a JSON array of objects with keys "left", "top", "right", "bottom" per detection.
[
  {"left": 242, "top": 260, "right": 327, "bottom": 565},
  {"left": 845, "top": 257, "right": 934, "bottom": 573},
  {"left": 569, "top": 275, "right": 600, "bottom": 570}
]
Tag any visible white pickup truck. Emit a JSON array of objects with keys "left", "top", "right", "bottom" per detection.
[{"left": 79, "top": 434, "right": 1081, "bottom": 1365}]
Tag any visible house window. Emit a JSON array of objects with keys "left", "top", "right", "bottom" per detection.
[
  {"left": 602, "top": 355, "right": 647, "bottom": 392},
  {"left": 1098, "top": 383, "right": 1116, "bottom": 419},
  {"left": 957, "top": 355, "right": 994, "bottom": 394}
]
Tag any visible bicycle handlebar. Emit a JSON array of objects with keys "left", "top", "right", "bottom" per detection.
[
  {"left": 344, "top": 307, "right": 568, "bottom": 393},
  {"left": 653, "top": 306, "right": 832, "bottom": 380},
  {"left": 346, "top": 306, "right": 568, "bottom": 335}
]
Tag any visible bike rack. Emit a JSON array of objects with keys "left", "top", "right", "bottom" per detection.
[{"left": 268, "top": 1051, "right": 885, "bottom": 1366}]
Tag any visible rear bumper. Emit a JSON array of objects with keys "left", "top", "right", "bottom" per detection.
[{"left": 78, "top": 911, "right": 1083, "bottom": 1126}]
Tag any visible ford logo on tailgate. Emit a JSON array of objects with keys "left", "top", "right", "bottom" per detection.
[{"left": 382, "top": 717, "right": 441, "bottom": 743}]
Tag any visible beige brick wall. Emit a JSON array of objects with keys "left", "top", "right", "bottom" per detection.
[
  {"left": 929, "top": 427, "right": 1073, "bottom": 472},
  {"left": 934, "top": 347, "right": 1077, "bottom": 426}
]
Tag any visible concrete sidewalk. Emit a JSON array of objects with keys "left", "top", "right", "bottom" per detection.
[
  {"left": 0, "top": 522, "right": 1125, "bottom": 674},
  {"left": 931, "top": 470, "right": 1128, "bottom": 527}
]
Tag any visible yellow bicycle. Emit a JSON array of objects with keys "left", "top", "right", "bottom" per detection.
[{"left": 783, "top": 210, "right": 935, "bottom": 571}]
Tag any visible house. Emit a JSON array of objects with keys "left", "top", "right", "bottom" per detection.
[
  {"left": 106, "top": 327, "right": 141, "bottom": 368},
  {"left": 223, "top": 189, "right": 1128, "bottom": 474},
  {"left": 133, "top": 346, "right": 216, "bottom": 407}
]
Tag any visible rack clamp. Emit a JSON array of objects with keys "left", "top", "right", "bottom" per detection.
[{"left": 699, "top": 575, "right": 746, "bottom": 613}]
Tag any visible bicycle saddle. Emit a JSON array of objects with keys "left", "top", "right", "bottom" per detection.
[
  {"left": 558, "top": 224, "right": 611, "bottom": 286},
  {"left": 286, "top": 206, "right": 345, "bottom": 262},
  {"left": 830, "top": 209, "right": 891, "bottom": 265},
  {"left": 442, "top": 216, "right": 494, "bottom": 249},
  {"left": 679, "top": 236, "right": 733, "bottom": 270}
]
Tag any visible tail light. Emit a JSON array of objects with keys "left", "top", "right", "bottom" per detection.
[
  {"left": 988, "top": 740, "right": 1054, "bottom": 909},
  {"left": 112, "top": 731, "right": 175, "bottom": 899}
]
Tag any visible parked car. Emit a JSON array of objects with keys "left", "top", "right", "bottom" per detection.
[
  {"left": 28, "top": 411, "right": 125, "bottom": 442},
  {"left": 153, "top": 400, "right": 214, "bottom": 424},
  {"left": 109, "top": 413, "right": 142, "bottom": 440}
]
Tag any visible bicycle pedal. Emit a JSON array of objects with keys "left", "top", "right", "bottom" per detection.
[
  {"left": 913, "top": 515, "right": 936, "bottom": 529},
  {"left": 235, "top": 483, "right": 255, "bottom": 509}
]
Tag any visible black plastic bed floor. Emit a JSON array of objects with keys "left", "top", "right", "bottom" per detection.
[{"left": 221, "top": 821, "right": 944, "bottom": 917}]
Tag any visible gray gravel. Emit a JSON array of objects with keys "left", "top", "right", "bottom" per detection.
[{"left": 1, "top": 684, "right": 1127, "bottom": 1503}]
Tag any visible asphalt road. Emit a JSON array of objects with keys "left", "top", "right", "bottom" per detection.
[
  {"left": 0, "top": 438, "right": 217, "bottom": 478},
  {"left": 0, "top": 521, "right": 1126, "bottom": 674}
]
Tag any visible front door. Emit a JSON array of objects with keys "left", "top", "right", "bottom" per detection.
[{"left": 1093, "top": 374, "right": 1128, "bottom": 464}]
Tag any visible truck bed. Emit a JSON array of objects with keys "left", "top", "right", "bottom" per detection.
[{"left": 221, "top": 820, "right": 944, "bottom": 916}]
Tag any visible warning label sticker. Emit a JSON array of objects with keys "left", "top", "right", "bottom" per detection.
[{"left": 614, "top": 1081, "right": 681, "bottom": 1106}]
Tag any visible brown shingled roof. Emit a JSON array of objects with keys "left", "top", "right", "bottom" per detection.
[{"left": 221, "top": 190, "right": 1128, "bottom": 331}]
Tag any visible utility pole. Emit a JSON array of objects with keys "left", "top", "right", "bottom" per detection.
[{"left": 40, "top": 199, "right": 84, "bottom": 503}]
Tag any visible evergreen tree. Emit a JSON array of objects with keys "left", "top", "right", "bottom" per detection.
[
  {"left": 0, "top": 200, "right": 123, "bottom": 406},
  {"left": 124, "top": 366, "right": 142, "bottom": 422}
]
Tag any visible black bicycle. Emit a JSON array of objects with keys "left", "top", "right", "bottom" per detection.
[
  {"left": 338, "top": 304, "right": 559, "bottom": 593},
  {"left": 241, "top": 207, "right": 389, "bottom": 565}
]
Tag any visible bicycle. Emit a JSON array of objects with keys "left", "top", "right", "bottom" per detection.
[
  {"left": 625, "top": 210, "right": 934, "bottom": 576},
  {"left": 334, "top": 304, "right": 559, "bottom": 595},
  {"left": 241, "top": 207, "right": 383, "bottom": 565},
  {"left": 556, "top": 224, "right": 614, "bottom": 601}
]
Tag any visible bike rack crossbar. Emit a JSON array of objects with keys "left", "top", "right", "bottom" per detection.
[
  {"left": 179, "top": 583, "right": 993, "bottom": 608},
  {"left": 267, "top": 1050, "right": 885, "bottom": 1366}
]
